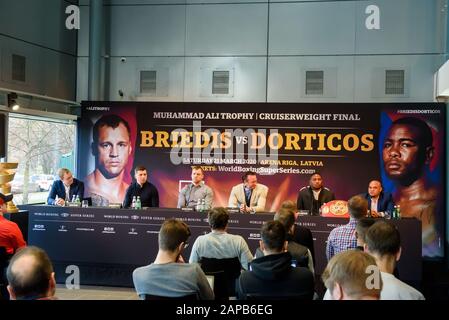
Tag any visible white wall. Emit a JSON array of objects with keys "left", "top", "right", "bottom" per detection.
[
  {"left": 77, "top": 0, "right": 447, "bottom": 103},
  {"left": 0, "top": 0, "right": 78, "bottom": 101}
]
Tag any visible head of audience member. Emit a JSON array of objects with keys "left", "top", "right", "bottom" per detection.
[
  {"left": 191, "top": 166, "right": 204, "bottom": 186},
  {"left": 6, "top": 246, "right": 56, "bottom": 300},
  {"left": 355, "top": 218, "right": 377, "bottom": 248},
  {"left": 0, "top": 192, "right": 13, "bottom": 214},
  {"left": 259, "top": 220, "right": 287, "bottom": 256},
  {"left": 91, "top": 114, "right": 132, "bottom": 179},
  {"left": 58, "top": 168, "right": 74, "bottom": 187},
  {"left": 208, "top": 207, "right": 229, "bottom": 232},
  {"left": 364, "top": 221, "right": 401, "bottom": 274},
  {"left": 157, "top": 219, "right": 191, "bottom": 262},
  {"left": 382, "top": 117, "right": 434, "bottom": 186},
  {"left": 274, "top": 208, "right": 296, "bottom": 236},
  {"left": 134, "top": 165, "right": 148, "bottom": 186},
  {"left": 280, "top": 200, "right": 296, "bottom": 212},
  {"left": 368, "top": 180, "right": 383, "bottom": 198},
  {"left": 242, "top": 171, "right": 258, "bottom": 190},
  {"left": 322, "top": 250, "right": 382, "bottom": 300},
  {"left": 309, "top": 173, "right": 323, "bottom": 191},
  {"left": 347, "top": 195, "right": 368, "bottom": 220}
]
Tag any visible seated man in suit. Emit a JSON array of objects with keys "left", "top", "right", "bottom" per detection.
[
  {"left": 123, "top": 165, "right": 159, "bottom": 208},
  {"left": 228, "top": 171, "right": 268, "bottom": 213},
  {"left": 236, "top": 220, "right": 314, "bottom": 300},
  {"left": 297, "top": 172, "right": 335, "bottom": 215},
  {"left": 47, "top": 168, "right": 84, "bottom": 206},
  {"left": 363, "top": 180, "right": 394, "bottom": 218}
]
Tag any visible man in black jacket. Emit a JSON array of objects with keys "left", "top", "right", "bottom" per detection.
[
  {"left": 297, "top": 173, "right": 335, "bottom": 215},
  {"left": 254, "top": 208, "right": 314, "bottom": 274},
  {"left": 236, "top": 220, "right": 315, "bottom": 300},
  {"left": 280, "top": 200, "right": 315, "bottom": 260},
  {"left": 123, "top": 166, "right": 159, "bottom": 208}
]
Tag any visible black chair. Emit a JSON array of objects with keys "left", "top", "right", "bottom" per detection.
[
  {"left": 199, "top": 257, "right": 241, "bottom": 301},
  {"left": 245, "top": 292, "right": 313, "bottom": 300},
  {"left": 0, "top": 247, "right": 10, "bottom": 300},
  {"left": 143, "top": 293, "right": 197, "bottom": 300},
  {"left": 83, "top": 197, "right": 92, "bottom": 206}
]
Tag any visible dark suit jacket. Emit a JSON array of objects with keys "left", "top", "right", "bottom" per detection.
[
  {"left": 292, "top": 225, "right": 315, "bottom": 261},
  {"left": 363, "top": 191, "right": 394, "bottom": 215},
  {"left": 297, "top": 186, "right": 335, "bottom": 215},
  {"left": 47, "top": 179, "right": 84, "bottom": 205}
]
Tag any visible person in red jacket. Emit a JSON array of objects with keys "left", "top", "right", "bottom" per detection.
[{"left": 0, "top": 193, "right": 26, "bottom": 255}]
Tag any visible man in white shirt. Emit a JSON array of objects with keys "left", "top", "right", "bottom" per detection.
[
  {"left": 364, "top": 220, "right": 425, "bottom": 300},
  {"left": 323, "top": 220, "right": 424, "bottom": 300},
  {"left": 322, "top": 250, "right": 381, "bottom": 300}
]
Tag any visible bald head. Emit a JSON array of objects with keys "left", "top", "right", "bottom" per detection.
[
  {"left": 6, "top": 246, "right": 55, "bottom": 300},
  {"left": 368, "top": 180, "right": 382, "bottom": 198}
]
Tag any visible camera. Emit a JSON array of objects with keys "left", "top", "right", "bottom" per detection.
[
  {"left": 120, "top": 57, "right": 126, "bottom": 62},
  {"left": 118, "top": 90, "right": 124, "bottom": 97}
]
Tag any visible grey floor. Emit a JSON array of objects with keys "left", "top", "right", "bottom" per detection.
[{"left": 55, "top": 284, "right": 139, "bottom": 300}]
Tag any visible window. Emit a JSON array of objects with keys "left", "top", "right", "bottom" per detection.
[
  {"left": 305, "top": 71, "right": 324, "bottom": 95},
  {"left": 7, "top": 115, "right": 76, "bottom": 205}
]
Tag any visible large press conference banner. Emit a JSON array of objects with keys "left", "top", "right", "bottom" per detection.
[{"left": 78, "top": 102, "right": 445, "bottom": 257}]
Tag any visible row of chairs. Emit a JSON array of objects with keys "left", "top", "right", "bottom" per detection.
[
  {"left": 145, "top": 257, "right": 311, "bottom": 300},
  {"left": 1, "top": 249, "right": 310, "bottom": 301}
]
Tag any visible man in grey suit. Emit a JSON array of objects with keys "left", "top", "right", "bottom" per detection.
[{"left": 228, "top": 171, "right": 268, "bottom": 213}]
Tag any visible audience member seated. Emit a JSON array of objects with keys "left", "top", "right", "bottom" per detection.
[
  {"left": 254, "top": 208, "right": 314, "bottom": 274},
  {"left": 236, "top": 220, "right": 314, "bottom": 300},
  {"left": 0, "top": 193, "right": 26, "bottom": 255},
  {"left": 322, "top": 217, "right": 376, "bottom": 300},
  {"left": 133, "top": 219, "right": 214, "bottom": 300},
  {"left": 6, "top": 246, "right": 57, "bottom": 300},
  {"left": 355, "top": 217, "right": 377, "bottom": 250},
  {"left": 189, "top": 207, "right": 253, "bottom": 270},
  {"left": 364, "top": 221, "right": 425, "bottom": 300},
  {"left": 280, "top": 200, "right": 315, "bottom": 259},
  {"left": 326, "top": 195, "right": 367, "bottom": 261},
  {"left": 322, "top": 250, "right": 382, "bottom": 300}
]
